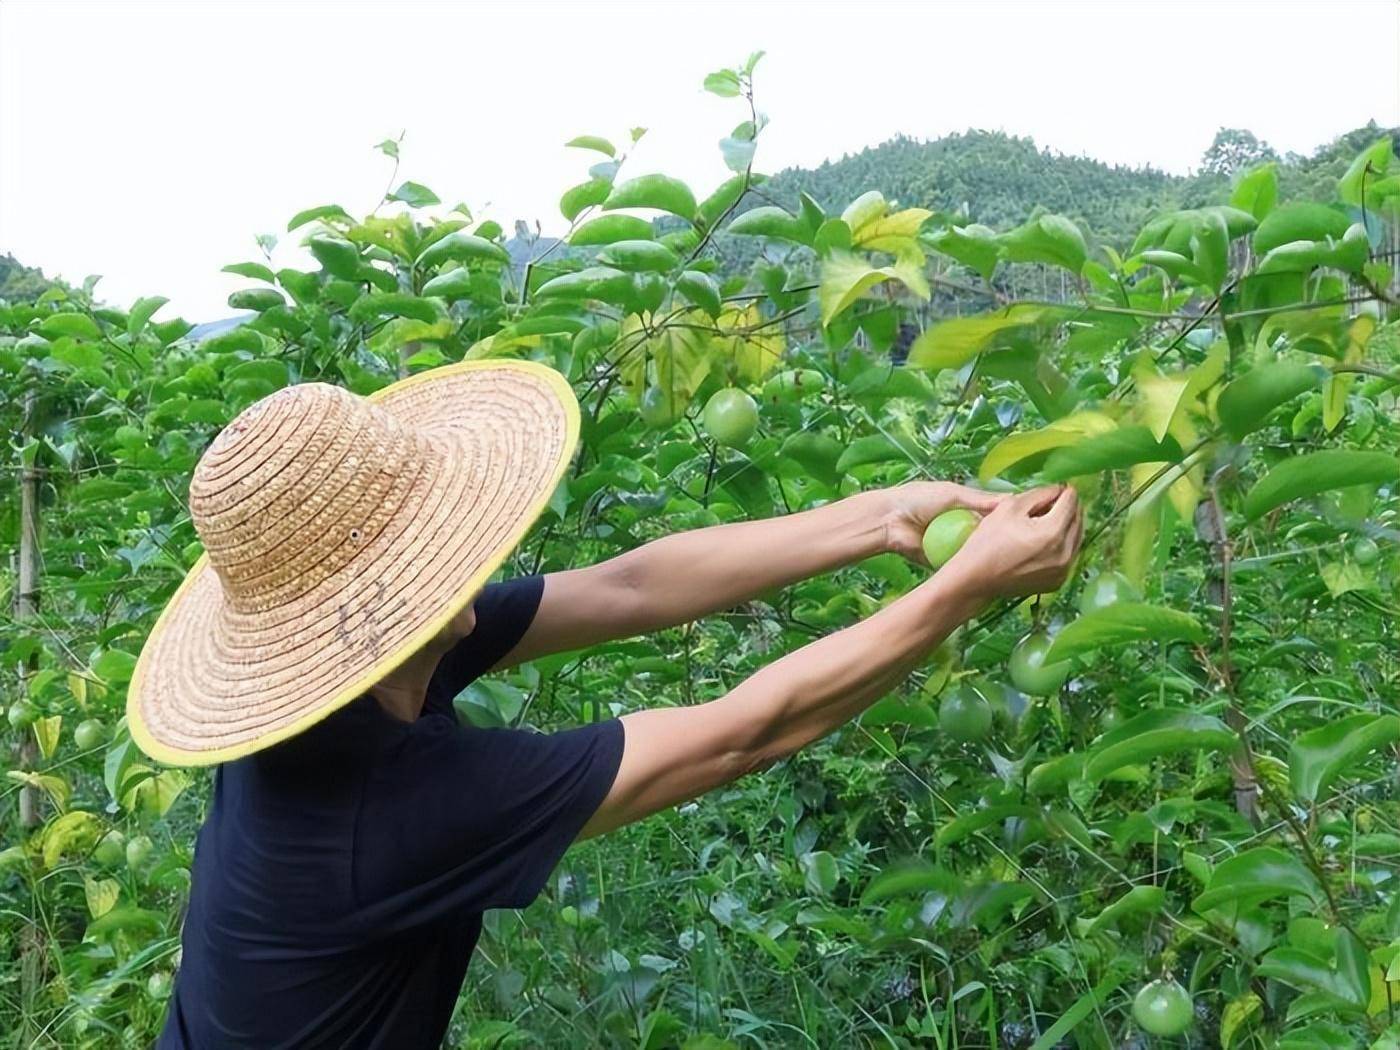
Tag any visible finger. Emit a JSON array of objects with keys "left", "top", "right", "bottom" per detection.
[
  {"left": 1015, "top": 485, "right": 1064, "bottom": 517},
  {"left": 1042, "top": 485, "right": 1079, "bottom": 529},
  {"left": 945, "top": 484, "right": 1005, "bottom": 514}
]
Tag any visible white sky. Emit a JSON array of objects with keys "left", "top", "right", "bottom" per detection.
[{"left": 2, "top": 0, "right": 1398, "bottom": 321}]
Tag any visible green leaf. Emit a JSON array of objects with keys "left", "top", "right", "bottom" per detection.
[
  {"left": 703, "top": 69, "right": 742, "bottom": 97},
  {"left": 675, "top": 270, "right": 721, "bottom": 317},
  {"left": 1230, "top": 163, "right": 1278, "bottom": 221},
  {"left": 287, "top": 203, "right": 351, "bottom": 231},
  {"left": 799, "top": 851, "right": 839, "bottom": 896},
  {"left": 1257, "top": 223, "right": 1370, "bottom": 276},
  {"left": 603, "top": 174, "right": 698, "bottom": 221},
  {"left": 1339, "top": 136, "right": 1393, "bottom": 207},
  {"left": 1047, "top": 603, "right": 1206, "bottom": 663},
  {"left": 1083, "top": 708, "right": 1234, "bottom": 781},
  {"left": 305, "top": 234, "right": 360, "bottom": 279},
  {"left": 39, "top": 312, "right": 101, "bottom": 340},
  {"left": 998, "top": 214, "right": 1086, "bottom": 274},
  {"left": 818, "top": 251, "right": 928, "bottom": 327},
  {"left": 1242, "top": 450, "right": 1400, "bottom": 521},
  {"left": 1289, "top": 712, "right": 1400, "bottom": 803},
  {"left": 93, "top": 649, "right": 137, "bottom": 686},
  {"left": 782, "top": 432, "right": 845, "bottom": 488},
  {"left": 1254, "top": 203, "right": 1352, "bottom": 254},
  {"left": 861, "top": 860, "right": 954, "bottom": 903},
  {"left": 927, "top": 224, "right": 1000, "bottom": 281},
  {"left": 1026, "top": 967, "right": 1131, "bottom": 1050},
  {"left": 220, "top": 262, "right": 276, "bottom": 283},
  {"left": 1216, "top": 362, "right": 1328, "bottom": 439},
  {"left": 1258, "top": 931, "right": 1371, "bottom": 1010},
  {"left": 565, "top": 135, "right": 616, "bottom": 157},
  {"left": 227, "top": 288, "right": 286, "bottom": 312},
  {"left": 560, "top": 178, "right": 612, "bottom": 222},
  {"left": 1192, "top": 846, "right": 1322, "bottom": 912},
  {"left": 570, "top": 214, "right": 654, "bottom": 246},
  {"left": 907, "top": 304, "right": 1053, "bottom": 371},
  {"left": 421, "top": 268, "right": 475, "bottom": 301},
  {"left": 597, "top": 239, "right": 681, "bottom": 273},
  {"left": 388, "top": 180, "right": 440, "bottom": 207},
  {"left": 534, "top": 267, "right": 635, "bottom": 305},
  {"left": 1076, "top": 885, "right": 1166, "bottom": 935},
  {"left": 126, "top": 296, "right": 169, "bottom": 338},
  {"left": 727, "top": 206, "right": 813, "bottom": 245},
  {"left": 348, "top": 292, "right": 441, "bottom": 325},
  {"left": 935, "top": 804, "right": 1037, "bottom": 848},
  {"left": 835, "top": 433, "right": 918, "bottom": 474},
  {"left": 415, "top": 231, "right": 509, "bottom": 269},
  {"left": 1041, "top": 426, "right": 1183, "bottom": 481}
]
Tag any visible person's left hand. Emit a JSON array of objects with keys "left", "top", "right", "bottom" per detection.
[{"left": 879, "top": 481, "right": 1007, "bottom": 564}]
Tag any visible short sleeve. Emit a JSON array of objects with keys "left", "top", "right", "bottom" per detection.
[
  {"left": 427, "top": 575, "right": 544, "bottom": 708},
  {"left": 353, "top": 716, "right": 625, "bottom": 931}
]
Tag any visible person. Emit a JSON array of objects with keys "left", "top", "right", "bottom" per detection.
[{"left": 127, "top": 360, "right": 1082, "bottom": 1049}]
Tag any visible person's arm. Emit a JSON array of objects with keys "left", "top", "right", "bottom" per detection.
[
  {"left": 500, "top": 481, "right": 1005, "bottom": 667},
  {"left": 579, "top": 485, "right": 1082, "bottom": 839}
]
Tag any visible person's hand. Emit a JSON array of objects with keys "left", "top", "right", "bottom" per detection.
[
  {"left": 879, "top": 481, "right": 1007, "bottom": 564},
  {"left": 942, "top": 485, "right": 1083, "bottom": 600}
]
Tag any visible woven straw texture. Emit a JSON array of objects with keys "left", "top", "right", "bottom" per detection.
[{"left": 127, "top": 360, "right": 578, "bottom": 766}]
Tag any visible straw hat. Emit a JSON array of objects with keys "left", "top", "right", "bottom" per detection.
[{"left": 127, "top": 360, "right": 579, "bottom": 767}]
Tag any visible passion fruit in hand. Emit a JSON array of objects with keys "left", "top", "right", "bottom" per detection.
[
  {"left": 939, "top": 683, "right": 993, "bottom": 743},
  {"left": 1008, "top": 631, "right": 1071, "bottom": 696},
  {"left": 702, "top": 389, "right": 759, "bottom": 449},
  {"left": 921, "top": 509, "right": 979, "bottom": 568},
  {"left": 1132, "top": 978, "right": 1193, "bottom": 1037}
]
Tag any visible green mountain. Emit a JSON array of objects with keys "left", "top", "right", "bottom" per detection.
[{"left": 746, "top": 123, "right": 1398, "bottom": 249}]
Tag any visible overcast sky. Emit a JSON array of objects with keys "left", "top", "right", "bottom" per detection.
[{"left": 2, "top": 0, "right": 1398, "bottom": 321}]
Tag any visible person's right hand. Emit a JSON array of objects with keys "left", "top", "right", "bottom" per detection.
[{"left": 943, "top": 485, "right": 1083, "bottom": 600}]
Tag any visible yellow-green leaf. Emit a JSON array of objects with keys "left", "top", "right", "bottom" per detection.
[
  {"left": 818, "top": 251, "right": 928, "bottom": 327},
  {"left": 853, "top": 207, "right": 933, "bottom": 252},
  {"left": 978, "top": 410, "right": 1116, "bottom": 482},
  {"left": 906, "top": 304, "right": 1053, "bottom": 372},
  {"left": 84, "top": 876, "right": 120, "bottom": 919},
  {"left": 717, "top": 303, "right": 783, "bottom": 385},
  {"left": 33, "top": 715, "right": 61, "bottom": 760},
  {"left": 1220, "top": 993, "right": 1262, "bottom": 1048},
  {"left": 6, "top": 770, "right": 71, "bottom": 812},
  {"left": 40, "top": 810, "right": 102, "bottom": 869}
]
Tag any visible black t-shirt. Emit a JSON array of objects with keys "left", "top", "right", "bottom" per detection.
[{"left": 158, "top": 576, "right": 624, "bottom": 1049}]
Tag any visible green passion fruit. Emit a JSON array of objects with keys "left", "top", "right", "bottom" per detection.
[
  {"left": 1077, "top": 571, "right": 1139, "bottom": 615},
  {"left": 125, "top": 835, "right": 154, "bottom": 871},
  {"left": 7, "top": 701, "right": 37, "bottom": 731},
  {"left": 762, "top": 368, "right": 825, "bottom": 405},
  {"left": 939, "top": 683, "right": 993, "bottom": 742},
  {"left": 921, "top": 509, "right": 979, "bottom": 568},
  {"left": 94, "top": 831, "right": 126, "bottom": 868},
  {"left": 73, "top": 718, "right": 106, "bottom": 751},
  {"left": 1132, "top": 978, "right": 1193, "bottom": 1037},
  {"left": 1008, "top": 631, "right": 1071, "bottom": 696},
  {"left": 1353, "top": 536, "right": 1381, "bottom": 566},
  {"left": 702, "top": 389, "right": 759, "bottom": 449}
]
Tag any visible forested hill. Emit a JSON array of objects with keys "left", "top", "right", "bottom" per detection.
[{"left": 748, "top": 124, "right": 1399, "bottom": 249}]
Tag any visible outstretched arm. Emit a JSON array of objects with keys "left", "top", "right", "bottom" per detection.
[
  {"left": 579, "top": 485, "right": 1082, "bottom": 839},
  {"left": 501, "top": 481, "right": 1004, "bottom": 666}
]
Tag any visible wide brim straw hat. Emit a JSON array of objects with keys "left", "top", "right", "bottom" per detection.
[{"left": 127, "top": 360, "right": 578, "bottom": 767}]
